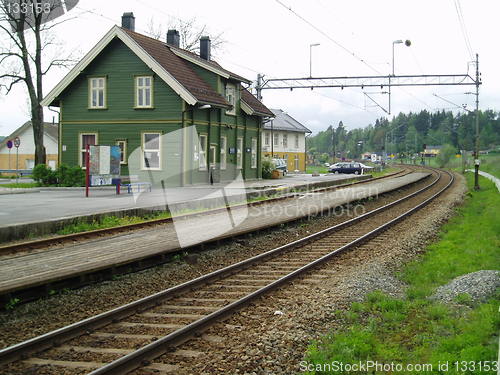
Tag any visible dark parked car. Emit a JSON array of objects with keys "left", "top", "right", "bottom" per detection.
[{"left": 329, "top": 162, "right": 363, "bottom": 174}]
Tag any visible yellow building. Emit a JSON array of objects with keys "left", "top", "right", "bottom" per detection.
[
  {"left": 261, "top": 109, "right": 311, "bottom": 172},
  {"left": 0, "top": 121, "right": 58, "bottom": 172}
]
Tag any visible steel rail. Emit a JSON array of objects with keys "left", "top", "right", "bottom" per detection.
[
  {"left": 0, "top": 167, "right": 438, "bottom": 370},
  {"left": 89, "top": 169, "right": 453, "bottom": 375}
]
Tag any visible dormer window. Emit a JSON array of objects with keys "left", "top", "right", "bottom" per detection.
[
  {"left": 135, "top": 76, "right": 153, "bottom": 108},
  {"left": 89, "top": 77, "right": 106, "bottom": 109},
  {"left": 225, "top": 83, "right": 236, "bottom": 115}
]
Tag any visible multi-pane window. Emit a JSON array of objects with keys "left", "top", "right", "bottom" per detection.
[
  {"left": 116, "top": 140, "right": 127, "bottom": 164},
  {"left": 136, "top": 76, "right": 153, "bottom": 108},
  {"left": 225, "top": 83, "right": 236, "bottom": 115},
  {"left": 251, "top": 138, "right": 257, "bottom": 169},
  {"left": 143, "top": 133, "right": 161, "bottom": 169},
  {"left": 236, "top": 137, "right": 243, "bottom": 169},
  {"left": 294, "top": 154, "right": 299, "bottom": 170},
  {"left": 282, "top": 133, "right": 288, "bottom": 148},
  {"left": 199, "top": 134, "right": 207, "bottom": 170},
  {"left": 80, "top": 133, "right": 97, "bottom": 167},
  {"left": 273, "top": 133, "right": 279, "bottom": 147},
  {"left": 89, "top": 77, "right": 106, "bottom": 108},
  {"left": 295, "top": 134, "right": 299, "bottom": 149},
  {"left": 265, "top": 132, "right": 270, "bottom": 146},
  {"left": 220, "top": 136, "right": 227, "bottom": 170}
]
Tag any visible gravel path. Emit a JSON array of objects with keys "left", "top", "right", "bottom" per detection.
[{"left": 431, "top": 270, "right": 500, "bottom": 305}]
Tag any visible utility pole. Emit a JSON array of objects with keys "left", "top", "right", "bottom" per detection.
[
  {"left": 331, "top": 124, "right": 335, "bottom": 164},
  {"left": 256, "top": 74, "right": 263, "bottom": 101},
  {"left": 474, "top": 54, "right": 480, "bottom": 190}
]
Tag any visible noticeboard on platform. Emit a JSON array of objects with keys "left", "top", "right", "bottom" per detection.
[{"left": 88, "top": 145, "right": 121, "bottom": 186}]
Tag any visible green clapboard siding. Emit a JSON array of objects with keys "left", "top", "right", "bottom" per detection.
[
  {"left": 61, "top": 38, "right": 182, "bottom": 122},
  {"left": 58, "top": 37, "right": 263, "bottom": 185}
]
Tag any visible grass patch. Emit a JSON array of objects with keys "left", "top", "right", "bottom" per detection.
[
  {"left": 369, "top": 167, "right": 399, "bottom": 178},
  {"left": 56, "top": 211, "right": 172, "bottom": 235},
  {"left": 0, "top": 182, "right": 39, "bottom": 188},
  {"left": 303, "top": 174, "right": 500, "bottom": 374},
  {"left": 307, "top": 166, "right": 329, "bottom": 174}
]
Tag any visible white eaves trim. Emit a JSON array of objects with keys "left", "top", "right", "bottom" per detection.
[
  {"left": 41, "top": 26, "right": 197, "bottom": 107},
  {"left": 240, "top": 100, "right": 254, "bottom": 116}
]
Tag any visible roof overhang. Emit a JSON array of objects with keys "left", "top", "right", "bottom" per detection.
[
  {"left": 241, "top": 99, "right": 273, "bottom": 118},
  {"left": 41, "top": 26, "right": 198, "bottom": 107}
]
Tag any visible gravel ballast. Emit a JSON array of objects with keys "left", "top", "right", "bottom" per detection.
[{"left": 431, "top": 270, "right": 500, "bottom": 305}]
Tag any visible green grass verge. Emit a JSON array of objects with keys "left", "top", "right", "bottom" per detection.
[
  {"left": 0, "top": 182, "right": 39, "bottom": 188},
  {"left": 307, "top": 166, "right": 329, "bottom": 174},
  {"left": 303, "top": 174, "right": 500, "bottom": 374}
]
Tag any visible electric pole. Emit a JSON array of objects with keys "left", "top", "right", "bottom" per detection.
[{"left": 474, "top": 54, "right": 480, "bottom": 190}]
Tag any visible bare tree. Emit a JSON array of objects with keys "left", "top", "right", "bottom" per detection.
[
  {"left": 0, "top": 0, "right": 77, "bottom": 165},
  {"left": 147, "top": 16, "right": 225, "bottom": 56}
]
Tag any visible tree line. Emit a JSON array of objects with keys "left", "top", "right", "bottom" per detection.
[{"left": 306, "top": 109, "right": 500, "bottom": 162}]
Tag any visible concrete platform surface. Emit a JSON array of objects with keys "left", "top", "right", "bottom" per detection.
[
  {"left": 0, "top": 173, "right": 366, "bottom": 227},
  {"left": 0, "top": 172, "right": 429, "bottom": 295}
]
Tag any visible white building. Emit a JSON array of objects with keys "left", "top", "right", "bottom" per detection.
[{"left": 261, "top": 109, "right": 311, "bottom": 172}]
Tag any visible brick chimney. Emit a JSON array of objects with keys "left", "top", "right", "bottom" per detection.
[
  {"left": 167, "top": 29, "right": 180, "bottom": 47},
  {"left": 200, "top": 36, "right": 211, "bottom": 60},
  {"left": 121, "top": 12, "right": 135, "bottom": 31}
]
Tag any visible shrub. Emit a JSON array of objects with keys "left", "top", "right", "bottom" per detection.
[
  {"left": 262, "top": 157, "right": 274, "bottom": 179},
  {"left": 32, "top": 164, "right": 57, "bottom": 185},
  {"left": 57, "top": 164, "right": 85, "bottom": 187},
  {"left": 33, "top": 164, "right": 85, "bottom": 187}
]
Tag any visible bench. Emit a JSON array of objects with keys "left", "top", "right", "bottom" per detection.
[{"left": 120, "top": 182, "right": 152, "bottom": 194}]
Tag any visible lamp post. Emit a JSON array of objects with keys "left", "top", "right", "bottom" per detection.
[
  {"left": 389, "top": 39, "right": 411, "bottom": 114},
  {"left": 309, "top": 43, "right": 320, "bottom": 78}
]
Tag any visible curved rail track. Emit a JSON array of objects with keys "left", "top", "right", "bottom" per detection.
[{"left": 0, "top": 166, "right": 454, "bottom": 374}]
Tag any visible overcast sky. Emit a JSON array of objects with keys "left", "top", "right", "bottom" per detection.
[{"left": 1, "top": 0, "right": 498, "bottom": 136}]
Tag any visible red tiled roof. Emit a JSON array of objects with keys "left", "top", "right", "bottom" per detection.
[
  {"left": 241, "top": 89, "right": 274, "bottom": 117},
  {"left": 122, "top": 28, "right": 229, "bottom": 108}
]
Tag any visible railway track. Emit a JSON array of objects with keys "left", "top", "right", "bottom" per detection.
[
  {"left": 0, "top": 169, "right": 408, "bottom": 257},
  {"left": 0, "top": 167, "right": 454, "bottom": 375}
]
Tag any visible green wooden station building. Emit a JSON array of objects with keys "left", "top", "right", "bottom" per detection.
[{"left": 41, "top": 12, "right": 273, "bottom": 187}]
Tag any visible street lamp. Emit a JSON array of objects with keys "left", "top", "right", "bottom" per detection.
[
  {"left": 309, "top": 43, "right": 320, "bottom": 77},
  {"left": 392, "top": 39, "right": 411, "bottom": 76},
  {"left": 389, "top": 39, "right": 411, "bottom": 114}
]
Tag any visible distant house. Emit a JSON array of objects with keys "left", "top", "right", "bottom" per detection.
[
  {"left": 423, "top": 145, "right": 442, "bottom": 157},
  {"left": 261, "top": 109, "right": 311, "bottom": 172},
  {"left": 0, "top": 121, "right": 58, "bottom": 171},
  {"left": 41, "top": 12, "right": 273, "bottom": 186}
]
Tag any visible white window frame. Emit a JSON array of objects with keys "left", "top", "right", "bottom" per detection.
[
  {"left": 79, "top": 132, "right": 98, "bottom": 167},
  {"left": 264, "top": 132, "right": 270, "bottom": 146},
  {"left": 116, "top": 140, "right": 127, "bottom": 165},
  {"left": 88, "top": 77, "right": 106, "bottom": 109},
  {"left": 282, "top": 133, "right": 288, "bottom": 148},
  {"left": 135, "top": 76, "right": 153, "bottom": 108},
  {"left": 273, "top": 132, "right": 279, "bottom": 147},
  {"left": 142, "top": 132, "right": 161, "bottom": 170},
  {"left": 199, "top": 134, "right": 208, "bottom": 171},
  {"left": 294, "top": 154, "right": 299, "bottom": 170},
  {"left": 220, "top": 136, "right": 227, "bottom": 170},
  {"left": 236, "top": 137, "right": 243, "bottom": 169},
  {"left": 251, "top": 138, "right": 257, "bottom": 169},
  {"left": 209, "top": 144, "right": 216, "bottom": 169},
  {"left": 295, "top": 133, "right": 299, "bottom": 149},
  {"left": 225, "top": 83, "right": 236, "bottom": 115}
]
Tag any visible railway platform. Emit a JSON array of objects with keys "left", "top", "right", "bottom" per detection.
[
  {"left": 0, "top": 171, "right": 429, "bottom": 299},
  {"left": 0, "top": 173, "right": 369, "bottom": 242}
]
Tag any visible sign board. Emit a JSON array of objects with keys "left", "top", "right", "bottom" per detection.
[
  {"left": 6, "top": 140, "right": 13, "bottom": 149},
  {"left": 14, "top": 137, "right": 20, "bottom": 148},
  {"left": 228, "top": 147, "right": 236, "bottom": 154},
  {"left": 87, "top": 145, "right": 121, "bottom": 191},
  {"left": 370, "top": 153, "right": 377, "bottom": 162}
]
